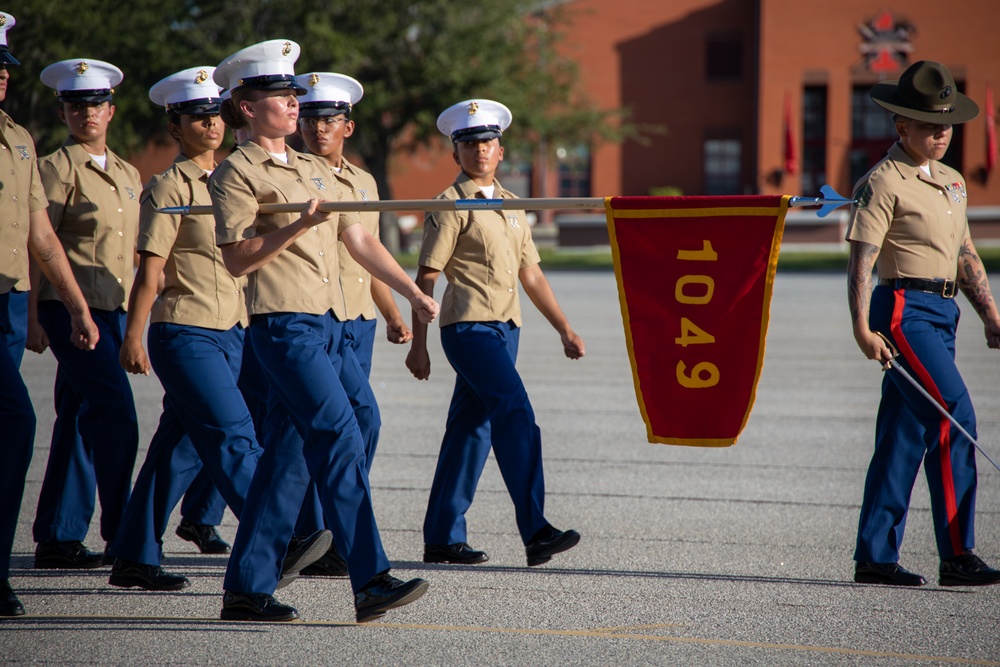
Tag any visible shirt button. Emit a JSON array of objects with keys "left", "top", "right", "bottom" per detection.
[
  {"left": 110, "top": 186, "right": 116, "bottom": 191},
  {"left": 319, "top": 251, "right": 325, "bottom": 257},
  {"left": 508, "top": 288, "right": 514, "bottom": 293},
  {"left": 117, "top": 255, "right": 123, "bottom": 260},
  {"left": 117, "top": 277, "right": 123, "bottom": 283},
  {"left": 11, "top": 196, "right": 16, "bottom": 202},
  {"left": 12, "top": 248, "right": 17, "bottom": 254},
  {"left": 947, "top": 210, "right": 952, "bottom": 215},
  {"left": 118, "top": 231, "right": 124, "bottom": 236},
  {"left": 357, "top": 277, "right": 364, "bottom": 283},
  {"left": 507, "top": 269, "right": 512, "bottom": 274},
  {"left": 118, "top": 208, "right": 123, "bottom": 213},
  {"left": 312, "top": 226, "right": 318, "bottom": 231},
  {"left": 322, "top": 277, "right": 329, "bottom": 283}
]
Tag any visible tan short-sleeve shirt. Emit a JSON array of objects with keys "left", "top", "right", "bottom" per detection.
[
  {"left": 211, "top": 141, "right": 357, "bottom": 318},
  {"left": 846, "top": 142, "right": 969, "bottom": 281},
  {"left": 419, "top": 173, "right": 540, "bottom": 327},
  {"left": 0, "top": 110, "right": 47, "bottom": 294},
  {"left": 139, "top": 155, "right": 248, "bottom": 330},
  {"left": 37, "top": 138, "right": 142, "bottom": 311},
  {"left": 333, "top": 157, "right": 379, "bottom": 321}
]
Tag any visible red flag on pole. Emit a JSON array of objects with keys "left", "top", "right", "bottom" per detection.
[
  {"left": 783, "top": 93, "right": 797, "bottom": 175},
  {"left": 605, "top": 195, "right": 789, "bottom": 446},
  {"left": 987, "top": 83, "right": 997, "bottom": 175}
]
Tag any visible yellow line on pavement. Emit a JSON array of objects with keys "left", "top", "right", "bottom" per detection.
[
  {"left": 8, "top": 615, "right": 998, "bottom": 666},
  {"left": 375, "top": 624, "right": 1000, "bottom": 665}
]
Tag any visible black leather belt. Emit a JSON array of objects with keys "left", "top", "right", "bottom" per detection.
[{"left": 880, "top": 278, "right": 957, "bottom": 298}]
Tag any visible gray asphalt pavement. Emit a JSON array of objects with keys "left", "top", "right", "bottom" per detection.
[{"left": 3, "top": 271, "right": 999, "bottom": 666}]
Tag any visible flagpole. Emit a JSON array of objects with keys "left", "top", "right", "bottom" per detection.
[{"left": 157, "top": 187, "right": 854, "bottom": 217}]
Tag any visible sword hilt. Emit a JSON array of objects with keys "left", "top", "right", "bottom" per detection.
[{"left": 872, "top": 331, "right": 898, "bottom": 370}]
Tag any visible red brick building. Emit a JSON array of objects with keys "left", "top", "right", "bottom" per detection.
[
  {"left": 389, "top": 0, "right": 1000, "bottom": 233},
  {"left": 131, "top": 0, "right": 1000, "bottom": 243}
]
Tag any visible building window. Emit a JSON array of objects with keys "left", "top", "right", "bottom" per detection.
[
  {"left": 706, "top": 32, "right": 743, "bottom": 81},
  {"left": 703, "top": 138, "right": 742, "bottom": 195},
  {"left": 556, "top": 144, "right": 591, "bottom": 198},
  {"left": 801, "top": 85, "right": 827, "bottom": 196},
  {"left": 849, "top": 85, "right": 898, "bottom": 185}
]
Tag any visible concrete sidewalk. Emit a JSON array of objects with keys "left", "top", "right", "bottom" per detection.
[{"left": 3, "top": 271, "right": 999, "bottom": 666}]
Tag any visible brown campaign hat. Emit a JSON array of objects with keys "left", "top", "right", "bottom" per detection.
[{"left": 870, "top": 60, "right": 979, "bottom": 124}]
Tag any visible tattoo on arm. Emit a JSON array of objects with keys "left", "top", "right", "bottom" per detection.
[
  {"left": 848, "top": 242, "right": 879, "bottom": 323},
  {"left": 957, "top": 240, "right": 997, "bottom": 319}
]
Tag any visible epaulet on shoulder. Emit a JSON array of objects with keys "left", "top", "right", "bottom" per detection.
[
  {"left": 146, "top": 170, "right": 166, "bottom": 188},
  {"left": 125, "top": 159, "right": 142, "bottom": 177},
  {"left": 39, "top": 146, "right": 68, "bottom": 167}
]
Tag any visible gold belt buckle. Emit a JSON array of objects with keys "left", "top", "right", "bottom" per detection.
[{"left": 942, "top": 280, "right": 957, "bottom": 298}]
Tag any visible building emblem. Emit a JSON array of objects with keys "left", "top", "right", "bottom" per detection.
[{"left": 856, "top": 9, "right": 914, "bottom": 75}]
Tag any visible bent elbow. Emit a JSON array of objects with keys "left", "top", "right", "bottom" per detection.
[{"left": 221, "top": 246, "right": 249, "bottom": 277}]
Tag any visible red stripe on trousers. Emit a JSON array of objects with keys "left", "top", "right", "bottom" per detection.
[{"left": 890, "top": 290, "right": 963, "bottom": 556}]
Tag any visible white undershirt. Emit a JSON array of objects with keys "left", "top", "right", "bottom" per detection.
[
  {"left": 919, "top": 163, "right": 931, "bottom": 176},
  {"left": 269, "top": 152, "right": 288, "bottom": 164},
  {"left": 89, "top": 153, "right": 107, "bottom": 170},
  {"left": 480, "top": 184, "right": 496, "bottom": 198}
]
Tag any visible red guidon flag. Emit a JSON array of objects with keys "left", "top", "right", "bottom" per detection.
[{"left": 605, "top": 196, "right": 789, "bottom": 446}]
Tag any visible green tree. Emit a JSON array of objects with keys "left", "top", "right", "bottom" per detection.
[
  {"left": 8, "top": 0, "right": 207, "bottom": 155},
  {"left": 6, "top": 1, "right": 641, "bottom": 246}
]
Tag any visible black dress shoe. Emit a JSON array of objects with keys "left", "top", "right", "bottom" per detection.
[
  {"left": 278, "top": 530, "right": 332, "bottom": 589},
  {"left": 355, "top": 572, "right": 429, "bottom": 623},
  {"left": 423, "top": 542, "right": 489, "bottom": 564},
  {"left": 1, "top": 579, "right": 25, "bottom": 617},
  {"left": 34, "top": 541, "right": 104, "bottom": 569},
  {"left": 525, "top": 525, "right": 580, "bottom": 567},
  {"left": 939, "top": 552, "right": 1000, "bottom": 587},
  {"left": 300, "top": 543, "right": 348, "bottom": 577},
  {"left": 220, "top": 591, "right": 299, "bottom": 622},
  {"left": 109, "top": 559, "right": 191, "bottom": 591},
  {"left": 854, "top": 562, "right": 926, "bottom": 586},
  {"left": 102, "top": 544, "right": 114, "bottom": 566},
  {"left": 175, "top": 519, "right": 232, "bottom": 555}
]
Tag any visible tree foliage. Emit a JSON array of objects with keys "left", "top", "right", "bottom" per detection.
[{"left": 7, "top": 0, "right": 638, "bottom": 203}]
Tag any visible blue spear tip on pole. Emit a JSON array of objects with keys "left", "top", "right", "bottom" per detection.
[{"left": 787, "top": 184, "right": 856, "bottom": 218}]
